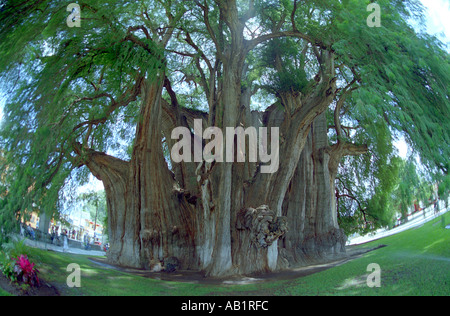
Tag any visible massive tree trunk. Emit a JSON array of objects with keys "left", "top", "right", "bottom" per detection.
[
  {"left": 78, "top": 78, "right": 198, "bottom": 270},
  {"left": 79, "top": 81, "right": 360, "bottom": 276},
  {"left": 281, "top": 113, "right": 348, "bottom": 267},
  {"left": 4, "top": 0, "right": 443, "bottom": 283},
  {"left": 78, "top": 77, "right": 356, "bottom": 278},
  {"left": 78, "top": 58, "right": 347, "bottom": 277},
  {"left": 73, "top": 2, "right": 362, "bottom": 277}
]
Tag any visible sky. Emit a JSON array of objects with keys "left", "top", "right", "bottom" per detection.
[
  {"left": 0, "top": 94, "right": 3, "bottom": 122},
  {"left": 420, "top": 0, "right": 450, "bottom": 44}
]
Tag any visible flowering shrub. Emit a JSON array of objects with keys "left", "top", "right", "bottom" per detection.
[
  {"left": 14, "top": 255, "right": 40, "bottom": 287},
  {"left": 0, "top": 254, "right": 40, "bottom": 287}
]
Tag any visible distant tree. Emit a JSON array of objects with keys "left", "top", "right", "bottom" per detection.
[
  {"left": 78, "top": 190, "right": 107, "bottom": 231},
  {"left": 438, "top": 174, "right": 450, "bottom": 209},
  {"left": 392, "top": 159, "right": 436, "bottom": 221}
]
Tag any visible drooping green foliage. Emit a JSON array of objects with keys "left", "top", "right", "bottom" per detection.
[
  {"left": 392, "top": 159, "right": 434, "bottom": 220},
  {"left": 437, "top": 173, "right": 450, "bottom": 208},
  {"left": 0, "top": 0, "right": 171, "bottom": 231},
  {"left": 335, "top": 119, "right": 403, "bottom": 235},
  {"left": 249, "top": 0, "right": 448, "bottom": 177},
  {"left": 258, "top": 37, "right": 311, "bottom": 94},
  {"left": 331, "top": 0, "right": 450, "bottom": 175},
  {"left": 317, "top": 0, "right": 449, "bottom": 233}
]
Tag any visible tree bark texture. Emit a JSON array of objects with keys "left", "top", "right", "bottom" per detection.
[
  {"left": 79, "top": 80, "right": 350, "bottom": 276},
  {"left": 74, "top": 2, "right": 359, "bottom": 276}
]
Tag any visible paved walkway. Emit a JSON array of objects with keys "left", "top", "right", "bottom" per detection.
[{"left": 22, "top": 237, "right": 106, "bottom": 257}]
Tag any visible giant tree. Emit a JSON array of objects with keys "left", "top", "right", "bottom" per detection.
[{"left": 0, "top": 0, "right": 448, "bottom": 276}]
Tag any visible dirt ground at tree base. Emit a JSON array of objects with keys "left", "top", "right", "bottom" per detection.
[
  {"left": 0, "top": 273, "right": 60, "bottom": 296},
  {"left": 88, "top": 244, "right": 386, "bottom": 285}
]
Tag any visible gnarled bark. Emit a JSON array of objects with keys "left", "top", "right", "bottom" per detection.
[
  {"left": 281, "top": 113, "right": 348, "bottom": 268},
  {"left": 72, "top": 2, "right": 365, "bottom": 277}
]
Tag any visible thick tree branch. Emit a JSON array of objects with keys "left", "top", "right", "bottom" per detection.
[
  {"left": 336, "top": 192, "right": 368, "bottom": 224},
  {"left": 72, "top": 141, "right": 129, "bottom": 180},
  {"left": 127, "top": 25, "right": 152, "bottom": 40},
  {"left": 240, "top": 0, "right": 255, "bottom": 23},
  {"left": 340, "top": 143, "right": 369, "bottom": 157},
  {"left": 334, "top": 78, "right": 358, "bottom": 141}
]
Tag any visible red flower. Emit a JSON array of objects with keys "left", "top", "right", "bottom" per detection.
[{"left": 14, "top": 255, "right": 40, "bottom": 287}]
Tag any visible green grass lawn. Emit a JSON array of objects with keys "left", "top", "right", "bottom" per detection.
[
  {"left": 5, "top": 212, "right": 449, "bottom": 296},
  {"left": 274, "top": 213, "right": 450, "bottom": 296},
  {"left": 0, "top": 288, "right": 12, "bottom": 296}
]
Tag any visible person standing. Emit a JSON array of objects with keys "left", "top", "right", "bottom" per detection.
[{"left": 62, "top": 229, "right": 69, "bottom": 252}]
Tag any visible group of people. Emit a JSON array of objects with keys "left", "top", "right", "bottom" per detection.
[
  {"left": 19, "top": 222, "right": 105, "bottom": 252},
  {"left": 51, "top": 226, "right": 81, "bottom": 242},
  {"left": 20, "top": 223, "right": 36, "bottom": 240},
  {"left": 20, "top": 223, "right": 74, "bottom": 252},
  {"left": 51, "top": 226, "right": 94, "bottom": 250}
]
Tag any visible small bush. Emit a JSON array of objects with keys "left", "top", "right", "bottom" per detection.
[
  {"left": 13, "top": 255, "right": 40, "bottom": 287},
  {"left": 0, "top": 239, "right": 40, "bottom": 288},
  {"left": 0, "top": 254, "right": 40, "bottom": 287},
  {"left": 0, "top": 252, "right": 17, "bottom": 283}
]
